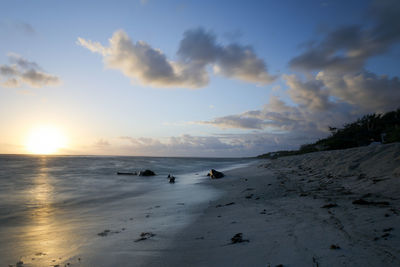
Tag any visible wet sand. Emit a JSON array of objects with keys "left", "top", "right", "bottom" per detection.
[
  {"left": 153, "top": 143, "right": 400, "bottom": 266},
  {"left": 2, "top": 171, "right": 222, "bottom": 267}
]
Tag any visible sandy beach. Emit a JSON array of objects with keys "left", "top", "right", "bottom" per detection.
[
  {"left": 2, "top": 1, "right": 400, "bottom": 266},
  {"left": 149, "top": 143, "right": 400, "bottom": 266},
  {"left": 3, "top": 144, "right": 400, "bottom": 266}
]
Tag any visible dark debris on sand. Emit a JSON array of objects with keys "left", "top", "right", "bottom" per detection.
[
  {"left": 352, "top": 199, "right": 390, "bottom": 206},
  {"left": 97, "top": 228, "right": 125, "bottom": 237},
  {"left": 321, "top": 203, "right": 338, "bottom": 209},
  {"left": 231, "top": 233, "right": 249, "bottom": 244},
  {"left": 215, "top": 202, "right": 235, "bottom": 208},
  {"left": 330, "top": 244, "right": 341, "bottom": 250},
  {"left": 260, "top": 209, "right": 267, "bottom": 214},
  {"left": 135, "top": 232, "right": 156, "bottom": 242}
]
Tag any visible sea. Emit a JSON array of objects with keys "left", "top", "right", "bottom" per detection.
[{"left": 0, "top": 155, "right": 253, "bottom": 266}]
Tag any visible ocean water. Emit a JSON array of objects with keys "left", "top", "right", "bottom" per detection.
[{"left": 0, "top": 155, "right": 252, "bottom": 266}]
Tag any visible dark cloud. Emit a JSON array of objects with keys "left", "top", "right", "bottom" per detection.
[
  {"left": 200, "top": 115, "right": 267, "bottom": 130},
  {"left": 0, "top": 21, "right": 35, "bottom": 35},
  {"left": 14, "top": 22, "right": 35, "bottom": 35},
  {"left": 200, "top": 92, "right": 360, "bottom": 141},
  {"left": 216, "top": 0, "right": 395, "bottom": 150},
  {"left": 178, "top": 28, "right": 276, "bottom": 85},
  {"left": 316, "top": 70, "right": 400, "bottom": 113},
  {"left": 78, "top": 28, "right": 275, "bottom": 88},
  {"left": 0, "top": 54, "right": 60, "bottom": 88},
  {"left": 78, "top": 1, "right": 399, "bottom": 156},
  {"left": 9, "top": 55, "right": 40, "bottom": 70},
  {"left": 0, "top": 65, "right": 18, "bottom": 76},
  {"left": 201, "top": 70, "right": 400, "bottom": 146},
  {"left": 289, "top": 0, "right": 400, "bottom": 72},
  {"left": 178, "top": 28, "right": 219, "bottom": 64},
  {"left": 216, "top": 43, "right": 276, "bottom": 84},
  {"left": 200, "top": 96, "right": 314, "bottom": 132}
]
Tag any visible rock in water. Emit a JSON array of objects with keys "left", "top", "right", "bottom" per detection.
[
  {"left": 208, "top": 169, "right": 224, "bottom": 179},
  {"left": 139, "top": 170, "right": 156, "bottom": 176}
]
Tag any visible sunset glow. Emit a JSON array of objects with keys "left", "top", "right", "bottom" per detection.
[
  {"left": 0, "top": 0, "right": 399, "bottom": 158},
  {"left": 26, "top": 126, "right": 67, "bottom": 154}
]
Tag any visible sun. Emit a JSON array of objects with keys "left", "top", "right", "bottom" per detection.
[{"left": 26, "top": 126, "right": 67, "bottom": 154}]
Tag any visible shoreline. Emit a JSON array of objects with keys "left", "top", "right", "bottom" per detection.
[
  {"left": 150, "top": 143, "right": 400, "bottom": 266},
  {"left": 3, "top": 144, "right": 399, "bottom": 266},
  {"left": 1, "top": 156, "right": 254, "bottom": 267}
]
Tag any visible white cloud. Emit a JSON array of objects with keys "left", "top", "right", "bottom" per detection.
[
  {"left": 79, "top": 1, "right": 400, "bottom": 156},
  {"left": 112, "top": 133, "right": 306, "bottom": 157},
  {"left": 78, "top": 28, "right": 275, "bottom": 88},
  {"left": 284, "top": 74, "right": 332, "bottom": 111},
  {"left": 94, "top": 138, "right": 110, "bottom": 147},
  {"left": 78, "top": 30, "right": 209, "bottom": 88}
]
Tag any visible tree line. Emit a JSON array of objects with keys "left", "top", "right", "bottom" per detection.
[{"left": 257, "top": 108, "right": 400, "bottom": 159}]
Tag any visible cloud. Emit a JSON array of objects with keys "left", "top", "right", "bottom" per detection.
[
  {"left": 200, "top": 96, "right": 318, "bottom": 132},
  {"left": 213, "top": 43, "right": 276, "bottom": 84},
  {"left": 14, "top": 22, "right": 35, "bottom": 35},
  {"left": 178, "top": 28, "right": 276, "bottom": 84},
  {"left": 78, "top": 1, "right": 399, "bottom": 156},
  {"left": 200, "top": 91, "right": 360, "bottom": 139},
  {"left": 289, "top": 0, "right": 400, "bottom": 73},
  {"left": 94, "top": 138, "right": 110, "bottom": 147},
  {"left": 316, "top": 70, "right": 400, "bottom": 112},
  {"left": 0, "top": 21, "right": 35, "bottom": 35},
  {"left": 0, "top": 54, "right": 60, "bottom": 88},
  {"left": 118, "top": 134, "right": 239, "bottom": 156},
  {"left": 77, "top": 28, "right": 275, "bottom": 88},
  {"left": 203, "top": 0, "right": 394, "bottom": 150},
  {"left": 200, "top": 114, "right": 267, "bottom": 130},
  {"left": 115, "top": 133, "right": 306, "bottom": 157},
  {"left": 78, "top": 30, "right": 208, "bottom": 88},
  {"left": 0, "top": 65, "right": 18, "bottom": 76},
  {"left": 284, "top": 74, "right": 333, "bottom": 110},
  {"left": 201, "top": 70, "right": 400, "bottom": 144}
]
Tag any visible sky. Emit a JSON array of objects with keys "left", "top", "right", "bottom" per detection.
[{"left": 0, "top": 0, "right": 399, "bottom": 157}]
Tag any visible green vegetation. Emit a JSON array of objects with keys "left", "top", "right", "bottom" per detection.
[{"left": 258, "top": 108, "right": 400, "bottom": 159}]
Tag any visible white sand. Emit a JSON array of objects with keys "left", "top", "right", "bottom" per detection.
[{"left": 148, "top": 143, "right": 400, "bottom": 266}]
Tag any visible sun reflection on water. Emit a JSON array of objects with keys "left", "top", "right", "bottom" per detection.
[{"left": 19, "top": 157, "right": 78, "bottom": 266}]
